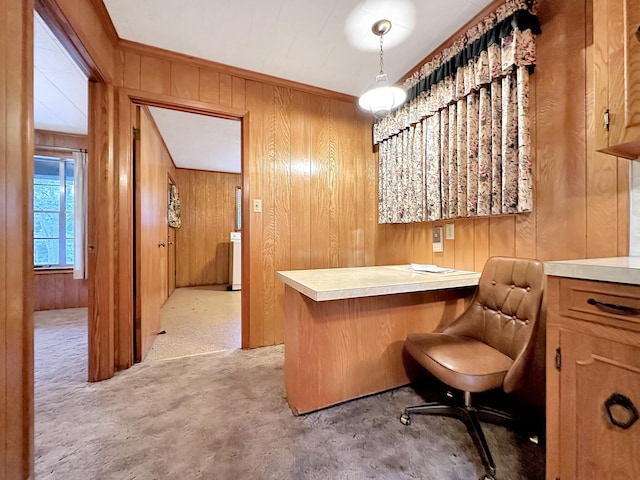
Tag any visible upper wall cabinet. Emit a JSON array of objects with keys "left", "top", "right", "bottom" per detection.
[{"left": 594, "top": 0, "right": 640, "bottom": 159}]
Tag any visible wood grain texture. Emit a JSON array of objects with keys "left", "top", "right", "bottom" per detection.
[
  {"left": 170, "top": 62, "right": 199, "bottom": 101},
  {"left": 33, "top": 271, "right": 88, "bottom": 311},
  {"left": 87, "top": 82, "right": 115, "bottom": 382},
  {"left": 603, "top": 0, "right": 640, "bottom": 156},
  {"left": 120, "top": 39, "right": 356, "bottom": 103},
  {"left": 0, "top": 1, "right": 33, "bottom": 477},
  {"left": 136, "top": 107, "right": 176, "bottom": 361},
  {"left": 139, "top": 55, "right": 171, "bottom": 95},
  {"left": 284, "top": 284, "right": 474, "bottom": 414},
  {"left": 114, "top": 94, "right": 134, "bottom": 370},
  {"left": 34, "top": 129, "right": 87, "bottom": 151},
  {"left": 546, "top": 276, "right": 640, "bottom": 480},
  {"left": 51, "top": 0, "right": 633, "bottom": 365},
  {"left": 174, "top": 169, "right": 241, "bottom": 287},
  {"left": 35, "top": 0, "right": 115, "bottom": 82}
]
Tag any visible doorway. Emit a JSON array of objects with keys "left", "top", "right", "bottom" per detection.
[{"left": 132, "top": 104, "right": 244, "bottom": 363}]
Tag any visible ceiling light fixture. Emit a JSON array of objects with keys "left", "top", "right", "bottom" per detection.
[{"left": 358, "top": 19, "right": 407, "bottom": 118}]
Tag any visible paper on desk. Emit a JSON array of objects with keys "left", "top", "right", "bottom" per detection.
[{"left": 410, "top": 263, "right": 456, "bottom": 274}]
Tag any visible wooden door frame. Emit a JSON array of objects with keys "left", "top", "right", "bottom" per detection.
[
  {"left": 115, "top": 88, "right": 251, "bottom": 369},
  {"left": 35, "top": 1, "right": 116, "bottom": 383}
]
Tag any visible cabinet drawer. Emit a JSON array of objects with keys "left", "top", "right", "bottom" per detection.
[{"left": 559, "top": 278, "right": 640, "bottom": 331}]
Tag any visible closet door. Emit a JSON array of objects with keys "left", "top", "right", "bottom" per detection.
[{"left": 134, "top": 106, "right": 165, "bottom": 361}]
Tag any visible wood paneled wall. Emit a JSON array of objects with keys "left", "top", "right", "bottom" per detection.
[
  {"left": 174, "top": 169, "right": 241, "bottom": 287},
  {"left": 119, "top": 45, "right": 377, "bottom": 348},
  {"left": 375, "top": 0, "right": 629, "bottom": 270},
  {"left": 115, "top": 0, "right": 630, "bottom": 349},
  {"left": 1, "top": 0, "right": 34, "bottom": 478},
  {"left": 34, "top": 130, "right": 89, "bottom": 311},
  {"left": 35, "top": 129, "right": 87, "bottom": 151},
  {"left": 34, "top": 270, "right": 88, "bottom": 311}
]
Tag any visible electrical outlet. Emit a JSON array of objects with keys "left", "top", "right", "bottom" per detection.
[
  {"left": 445, "top": 223, "right": 455, "bottom": 240},
  {"left": 432, "top": 226, "right": 443, "bottom": 252},
  {"left": 253, "top": 199, "right": 262, "bottom": 213}
]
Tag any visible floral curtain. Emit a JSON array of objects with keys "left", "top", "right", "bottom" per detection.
[
  {"left": 168, "top": 183, "right": 181, "bottom": 228},
  {"left": 375, "top": 0, "right": 540, "bottom": 223},
  {"left": 73, "top": 151, "right": 88, "bottom": 280}
]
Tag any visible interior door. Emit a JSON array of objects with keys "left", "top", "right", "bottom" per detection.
[{"left": 134, "top": 106, "right": 165, "bottom": 361}]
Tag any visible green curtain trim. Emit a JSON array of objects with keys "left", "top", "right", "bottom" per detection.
[{"left": 405, "top": 9, "right": 540, "bottom": 104}]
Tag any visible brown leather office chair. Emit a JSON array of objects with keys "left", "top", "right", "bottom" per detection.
[{"left": 400, "top": 256, "right": 545, "bottom": 480}]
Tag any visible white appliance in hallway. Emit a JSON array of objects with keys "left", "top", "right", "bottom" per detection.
[{"left": 229, "top": 232, "right": 241, "bottom": 290}]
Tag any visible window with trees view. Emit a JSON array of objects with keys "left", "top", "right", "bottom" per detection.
[{"left": 33, "top": 155, "right": 75, "bottom": 268}]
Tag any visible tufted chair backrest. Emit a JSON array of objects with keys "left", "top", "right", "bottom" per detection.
[{"left": 442, "top": 256, "right": 545, "bottom": 393}]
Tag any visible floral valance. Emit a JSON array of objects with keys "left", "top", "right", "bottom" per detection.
[{"left": 374, "top": 0, "right": 540, "bottom": 145}]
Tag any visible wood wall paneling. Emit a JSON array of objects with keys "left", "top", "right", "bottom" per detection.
[
  {"left": 118, "top": 43, "right": 381, "bottom": 348},
  {"left": 170, "top": 62, "right": 199, "bottom": 101},
  {"left": 174, "top": 169, "right": 241, "bottom": 287},
  {"left": 272, "top": 86, "right": 292, "bottom": 345},
  {"left": 289, "top": 90, "right": 312, "bottom": 271},
  {"left": 33, "top": 271, "right": 88, "bottom": 311},
  {"left": 34, "top": 129, "right": 88, "bottom": 150},
  {"left": 51, "top": 0, "right": 630, "bottom": 360},
  {"left": 140, "top": 55, "right": 171, "bottom": 95},
  {"left": 198, "top": 69, "right": 220, "bottom": 105},
  {"left": 534, "top": 0, "right": 588, "bottom": 261},
  {"left": 245, "top": 80, "right": 265, "bottom": 347}
]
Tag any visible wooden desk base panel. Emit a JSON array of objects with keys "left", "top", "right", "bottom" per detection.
[{"left": 284, "top": 285, "right": 474, "bottom": 415}]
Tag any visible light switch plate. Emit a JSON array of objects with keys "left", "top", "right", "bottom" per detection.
[
  {"left": 253, "top": 199, "right": 262, "bottom": 213},
  {"left": 432, "top": 226, "right": 443, "bottom": 252},
  {"left": 445, "top": 223, "right": 455, "bottom": 240}
]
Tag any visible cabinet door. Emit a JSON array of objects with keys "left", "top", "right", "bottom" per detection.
[
  {"left": 594, "top": 0, "right": 640, "bottom": 159},
  {"left": 559, "top": 330, "right": 640, "bottom": 479}
]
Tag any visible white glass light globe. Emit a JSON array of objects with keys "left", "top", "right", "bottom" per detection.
[{"left": 358, "top": 74, "right": 406, "bottom": 118}]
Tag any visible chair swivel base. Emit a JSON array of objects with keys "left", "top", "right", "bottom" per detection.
[{"left": 400, "top": 391, "right": 511, "bottom": 480}]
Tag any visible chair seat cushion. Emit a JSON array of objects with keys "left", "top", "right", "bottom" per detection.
[{"left": 405, "top": 333, "right": 514, "bottom": 393}]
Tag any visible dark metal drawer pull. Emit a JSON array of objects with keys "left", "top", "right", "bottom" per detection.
[
  {"left": 587, "top": 298, "right": 640, "bottom": 316},
  {"left": 604, "top": 393, "right": 639, "bottom": 430}
]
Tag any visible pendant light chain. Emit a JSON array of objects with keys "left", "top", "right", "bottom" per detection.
[
  {"left": 379, "top": 34, "right": 384, "bottom": 75},
  {"left": 358, "top": 19, "right": 407, "bottom": 117}
]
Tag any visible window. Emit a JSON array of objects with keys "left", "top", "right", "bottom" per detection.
[
  {"left": 235, "top": 186, "right": 242, "bottom": 231},
  {"left": 33, "top": 155, "right": 75, "bottom": 268}
]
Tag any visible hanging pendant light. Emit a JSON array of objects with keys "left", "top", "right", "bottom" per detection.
[{"left": 358, "top": 19, "right": 407, "bottom": 118}]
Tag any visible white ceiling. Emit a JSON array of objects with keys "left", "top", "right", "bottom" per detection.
[
  {"left": 148, "top": 107, "right": 241, "bottom": 173},
  {"left": 34, "top": 0, "right": 494, "bottom": 172},
  {"left": 103, "top": 0, "right": 493, "bottom": 97},
  {"left": 34, "top": 12, "right": 88, "bottom": 135}
]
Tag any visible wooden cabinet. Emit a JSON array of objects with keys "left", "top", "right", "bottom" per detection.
[
  {"left": 593, "top": 0, "right": 640, "bottom": 159},
  {"left": 546, "top": 276, "right": 640, "bottom": 480}
]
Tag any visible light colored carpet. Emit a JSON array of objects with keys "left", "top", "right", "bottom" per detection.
[
  {"left": 34, "top": 308, "right": 544, "bottom": 480},
  {"left": 145, "top": 285, "right": 241, "bottom": 362}
]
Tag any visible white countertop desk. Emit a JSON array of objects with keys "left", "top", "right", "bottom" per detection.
[
  {"left": 544, "top": 256, "right": 640, "bottom": 286},
  {"left": 277, "top": 265, "right": 480, "bottom": 415}
]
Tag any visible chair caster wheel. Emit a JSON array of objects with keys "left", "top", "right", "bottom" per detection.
[{"left": 400, "top": 414, "right": 411, "bottom": 426}]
